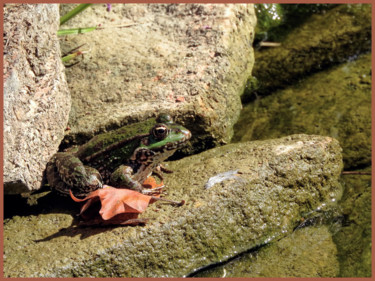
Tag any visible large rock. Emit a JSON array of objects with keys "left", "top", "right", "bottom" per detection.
[
  {"left": 3, "top": 4, "right": 71, "bottom": 194},
  {"left": 3, "top": 134, "right": 343, "bottom": 277},
  {"left": 59, "top": 4, "right": 256, "bottom": 153},
  {"left": 233, "top": 53, "right": 371, "bottom": 170},
  {"left": 249, "top": 4, "right": 371, "bottom": 97}
]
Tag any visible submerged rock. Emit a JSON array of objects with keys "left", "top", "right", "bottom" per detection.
[
  {"left": 59, "top": 4, "right": 256, "bottom": 153},
  {"left": 3, "top": 134, "right": 343, "bottom": 277},
  {"left": 249, "top": 4, "right": 371, "bottom": 97},
  {"left": 234, "top": 53, "right": 371, "bottom": 170},
  {"left": 3, "top": 4, "right": 71, "bottom": 194}
]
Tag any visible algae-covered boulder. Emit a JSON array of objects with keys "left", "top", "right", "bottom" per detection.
[
  {"left": 234, "top": 53, "right": 371, "bottom": 170},
  {"left": 59, "top": 4, "right": 256, "bottom": 153},
  {"left": 3, "top": 134, "right": 343, "bottom": 277},
  {"left": 250, "top": 4, "right": 371, "bottom": 96}
]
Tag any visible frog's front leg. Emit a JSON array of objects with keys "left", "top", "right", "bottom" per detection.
[
  {"left": 110, "top": 165, "right": 163, "bottom": 195},
  {"left": 110, "top": 165, "right": 143, "bottom": 192}
]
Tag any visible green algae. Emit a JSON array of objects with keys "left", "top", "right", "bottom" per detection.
[{"left": 234, "top": 53, "right": 371, "bottom": 170}]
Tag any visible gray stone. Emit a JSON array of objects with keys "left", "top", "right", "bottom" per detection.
[
  {"left": 3, "top": 134, "right": 343, "bottom": 277},
  {"left": 3, "top": 4, "right": 71, "bottom": 194},
  {"left": 59, "top": 4, "right": 256, "bottom": 152}
]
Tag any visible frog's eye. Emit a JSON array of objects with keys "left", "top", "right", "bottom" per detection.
[{"left": 152, "top": 125, "right": 168, "bottom": 140}]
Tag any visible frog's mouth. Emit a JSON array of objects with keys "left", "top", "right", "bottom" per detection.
[{"left": 167, "top": 128, "right": 191, "bottom": 150}]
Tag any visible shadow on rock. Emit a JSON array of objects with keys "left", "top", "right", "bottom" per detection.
[
  {"left": 33, "top": 218, "right": 126, "bottom": 241},
  {"left": 4, "top": 188, "right": 80, "bottom": 219}
]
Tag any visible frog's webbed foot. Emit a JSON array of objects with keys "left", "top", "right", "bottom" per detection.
[
  {"left": 159, "top": 164, "right": 173, "bottom": 174},
  {"left": 151, "top": 164, "right": 172, "bottom": 181},
  {"left": 152, "top": 170, "right": 164, "bottom": 182}
]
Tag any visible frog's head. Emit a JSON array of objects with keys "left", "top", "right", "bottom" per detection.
[{"left": 141, "top": 114, "right": 191, "bottom": 153}]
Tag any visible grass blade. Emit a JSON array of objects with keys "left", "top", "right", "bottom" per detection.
[
  {"left": 62, "top": 51, "right": 83, "bottom": 63},
  {"left": 60, "top": 4, "right": 92, "bottom": 26},
  {"left": 57, "top": 26, "right": 97, "bottom": 36}
]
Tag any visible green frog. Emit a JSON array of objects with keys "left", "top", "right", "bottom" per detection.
[{"left": 46, "top": 114, "right": 191, "bottom": 197}]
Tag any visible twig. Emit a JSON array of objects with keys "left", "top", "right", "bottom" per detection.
[
  {"left": 62, "top": 43, "right": 87, "bottom": 57},
  {"left": 341, "top": 171, "right": 371, "bottom": 175},
  {"left": 100, "top": 23, "right": 139, "bottom": 29},
  {"left": 259, "top": 41, "right": 281, "bottom": 47}
]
